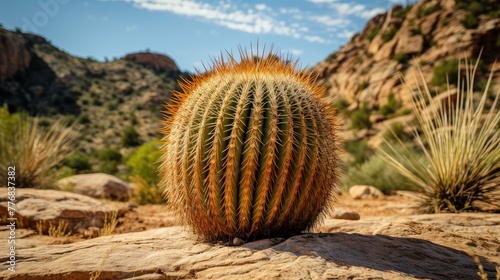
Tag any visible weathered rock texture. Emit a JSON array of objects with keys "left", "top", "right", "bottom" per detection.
[
  {"left": 1, "top": 213, "right": 498, "bottom": 279},
  {"left": 0, "top": 188, "right": 128, "bottom": 232},
  {"left": 314, "top": 0, "right": 500, "bottom": 147},
  {"left": 0, "top": 29, "right": 31, "bottom": 80},
  {"left": 56, "top": 173, "right": 132, "bottom": 201}
]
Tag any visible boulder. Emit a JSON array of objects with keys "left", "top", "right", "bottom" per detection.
[
  {"left": 349, "top": 185, "right": 385, "bottom": 199},
  {"left": 56, "top": 173, "right": 132, "bottom": 201},
  {"left": 0, "top": 188, "right": 128, "bottom": 232},
  {"left": 395, "top": 32, "right": 424, "bottom": 54},
  {"left": 331, "top": 210, "right": 360, "bottom": 220}
]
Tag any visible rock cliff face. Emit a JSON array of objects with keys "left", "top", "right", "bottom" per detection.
[
  {"left": 0, "top": 29, "right": 31, "bottom": 80},
  {"left": 314, "top": 0, "right": 500, "bottom": 109},
  {"left": 314, "top": 0, "right": 500, "bottom": 147}
]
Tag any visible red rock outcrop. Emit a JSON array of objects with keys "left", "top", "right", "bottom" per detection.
[{"left": 123, "top": 51, "right": 180, "bottom": 73}]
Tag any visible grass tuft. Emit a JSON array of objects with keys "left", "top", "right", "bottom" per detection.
[
  {"left": 99, "top": 212, "right": 118, "bottom": 236},
  {"left": 0, "top": 107, "right": 80, "bottom": 189},
  {"left": 379, "top": 59, "right": 500, "bottom": 213}
]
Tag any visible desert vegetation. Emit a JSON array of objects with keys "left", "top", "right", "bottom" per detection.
[
  {"left": 0, "top": 106, "right": 80, "bottom": 189},
  {"left": 379, "top": 60, "right": 500, "bottom": 213}
]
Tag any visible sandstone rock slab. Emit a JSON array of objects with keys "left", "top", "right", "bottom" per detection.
[
  {"left": 2, "top": 213, "right": 499, "bottom": 280},
  {"left": 0, "top": 188, "right": 128, "bottom": 232}
]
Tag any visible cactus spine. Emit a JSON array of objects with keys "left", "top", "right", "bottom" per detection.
[{"left": 160, "top": 49, "right": 339, "bottom": 241}]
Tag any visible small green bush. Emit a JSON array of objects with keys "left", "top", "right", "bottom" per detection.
[
  {"left": 366, "top": 27, "right": 380, "bottom": 41},
  {"left": 96, "top": 148, "right": 122, "bottom": 162},
  {"left": 381, "top": 26, "right": 398, "bottom": 42},
  {"left": 326, "top": 52, "right": 337, "bottom": 62},
  {"left": 342, "top": 152, "right": 417, "bottom": 194},
  {"left": 333, "top": 98, "right": 351, "bottom": 117},
  {"left": 130, "top": 176, "right": 165, "bottom": 205},
  {"left": 121, "top": 126, "right": 140, "bottom": 147},
  {"left": 378, "top": 93, "right": 402, "bottom": 118},
  {"left": 95, "top": 148, "right": 122, "bottom": 174},
  {"left": 383, "top": 122, "right": 410, "bottom": 142},
  {"left": 64, "top": 151, "right": 91, "bottom": 173},
  {"left": 350, "top": 103, "right": 372, "bottom": 130},
  {"left": 461, "top": 13, "right": 479, "bottom": 29},
  {"left": 344, "top": 139, "right": 373, "bottom": 166},
  {"left": 358, "top": 80, "right": 369, "bottom": 91},
  {"left": 126, "top": 141, "right": 160, "bottom": 185},
  {"left": 393, "top": 53, "right": 409, "bottom": 64},
  {"left": 417, "top": 3, "right": 441, "bottom": 18},
  {"left": 431, "top": 59, "right": 459, "bottom": 88}
]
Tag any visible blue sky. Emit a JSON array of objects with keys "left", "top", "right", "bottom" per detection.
[{"left": 0, "top": 0, "right": 414, "bottom": 72}]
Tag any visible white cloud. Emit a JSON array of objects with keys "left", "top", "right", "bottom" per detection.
[
  {"left": 309, "top": 1, "right": 387, "bottom": 19},
  {"left": 304, "top": 35, "right": 328, "bottom": 44},
  {"left": 287, "top": 49, "right": 304, "bottom": 56},
  {"left": 255, "top": 3, "right": 268, "bottom": 11},
  {"left": 337, "top": 30, "right": 354, "bottom": 38},
  {"left": 120, "top": 0, "right": 303, "bottom": 37},
  {"left": 307, "top": 0, "right": 338, "bottom": 3},
  {"left": 311, "top": 15, "right": 349, "bottom": 27},
  {"left": 126, "top": 25, "right": 137, "bottom": 31}
]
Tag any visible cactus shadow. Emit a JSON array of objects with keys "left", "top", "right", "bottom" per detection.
[{"left": 244, "top": 232, "right": 496, "bottom": 279}]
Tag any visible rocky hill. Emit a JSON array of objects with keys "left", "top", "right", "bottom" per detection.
[
  {"left": 0, "top": 27, "right": 187, "bottom": 176},
  {"left": 314, "top": 0, "right": 500, "bottom": 148}
]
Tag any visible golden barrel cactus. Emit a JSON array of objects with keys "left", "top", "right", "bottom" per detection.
[{"left": 160, "top": 49, "right": 339, "bottom": 241}]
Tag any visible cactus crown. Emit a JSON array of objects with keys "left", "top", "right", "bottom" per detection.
[{"left": 160, "top": 48, "right": 339, "bottom": 241}]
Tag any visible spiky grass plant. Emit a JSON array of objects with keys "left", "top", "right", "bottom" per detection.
[
  {"left": 379, "top": 60, "right": 500, "bottom": 213},
  {"left": 0, "top": 106, "right": 80, "bottom": 189},
  {"left": 159, "top": 48, "right": 340, "bottom": 241}
]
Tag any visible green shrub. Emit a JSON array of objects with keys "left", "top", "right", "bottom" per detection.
[
  {"left": 96, "top": 148, "right": 122, "bottom": 162},
  {"left": 342, "top": 151, "right": 417, "bottom": 194},
  {"left": 130, "top": 176, "right": 165, "bottom": 205},
  {"left": 358, "top": 80, "right": 369, "bottom": 91},
  {"left": 0, "top": 106, "right": 80, "bottom": 188},
  {"left": 333, "top": 98, "right": 351, "bottom": 117},
  {"left": 379, "top": 60, "right": 500, "bottom": 213},
  {"left": 126, "top": 141, "right": 160, "bottom": 185},
  {"left": 95, "top": 148, "right": 122, "bottom": 174},
  {"left": 350, "top": 103, "right": 372, "bottom": 130},
  {"left": 64, "top": 151, "right": 91, "bottom": 173},
  {"left": 344, "top": 139, "right": 373, "bottom": 166},
  {"left": 366, "top": 27, "right": 380, "bottom": 41},
  {"left": 326, "top": 52, "right": 337, "bottom": 62},
  {"left": 393, "top": 53, "right": 409, "bottom": 64},
  {"left": 381, "top": 26, "right": 398, "bottom": 42},
  {"left": 382, "top": 122, "right": 410, "bottom": 142},
  {"left": 461, "top": 13, "right": 479, "bottom": 29},
  {"left": 417, "top": 3, "right": 441, "bottom": 18},
  {"left": 121, "top": 126, "right": 140, "bottom": 147},
  {"left": 378, "top": 93, "right": 402, "bottom": 118},
  {"left": 431, "top": 59, "right": 459, "bottom": 88}
]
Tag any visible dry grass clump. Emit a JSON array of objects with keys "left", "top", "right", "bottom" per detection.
[
  {"left": 379, "top": 59, "right": 499, "bottom": 213},
  {"left": 0, "top": 106, "right": 80, "bottom": 189},
  {"left": 99, "top": 212, "right": 118, "bottom": 236},
  {"left": 130, "top": 176, "right": 164, "bottom": 205}
]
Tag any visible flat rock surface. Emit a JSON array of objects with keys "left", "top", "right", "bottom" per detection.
[
  {"left": 0, "top": 188, "right": 128, "bottom": 232},
  {"left": 1, "top": 212, "right": 499, "bottom": 280}
]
